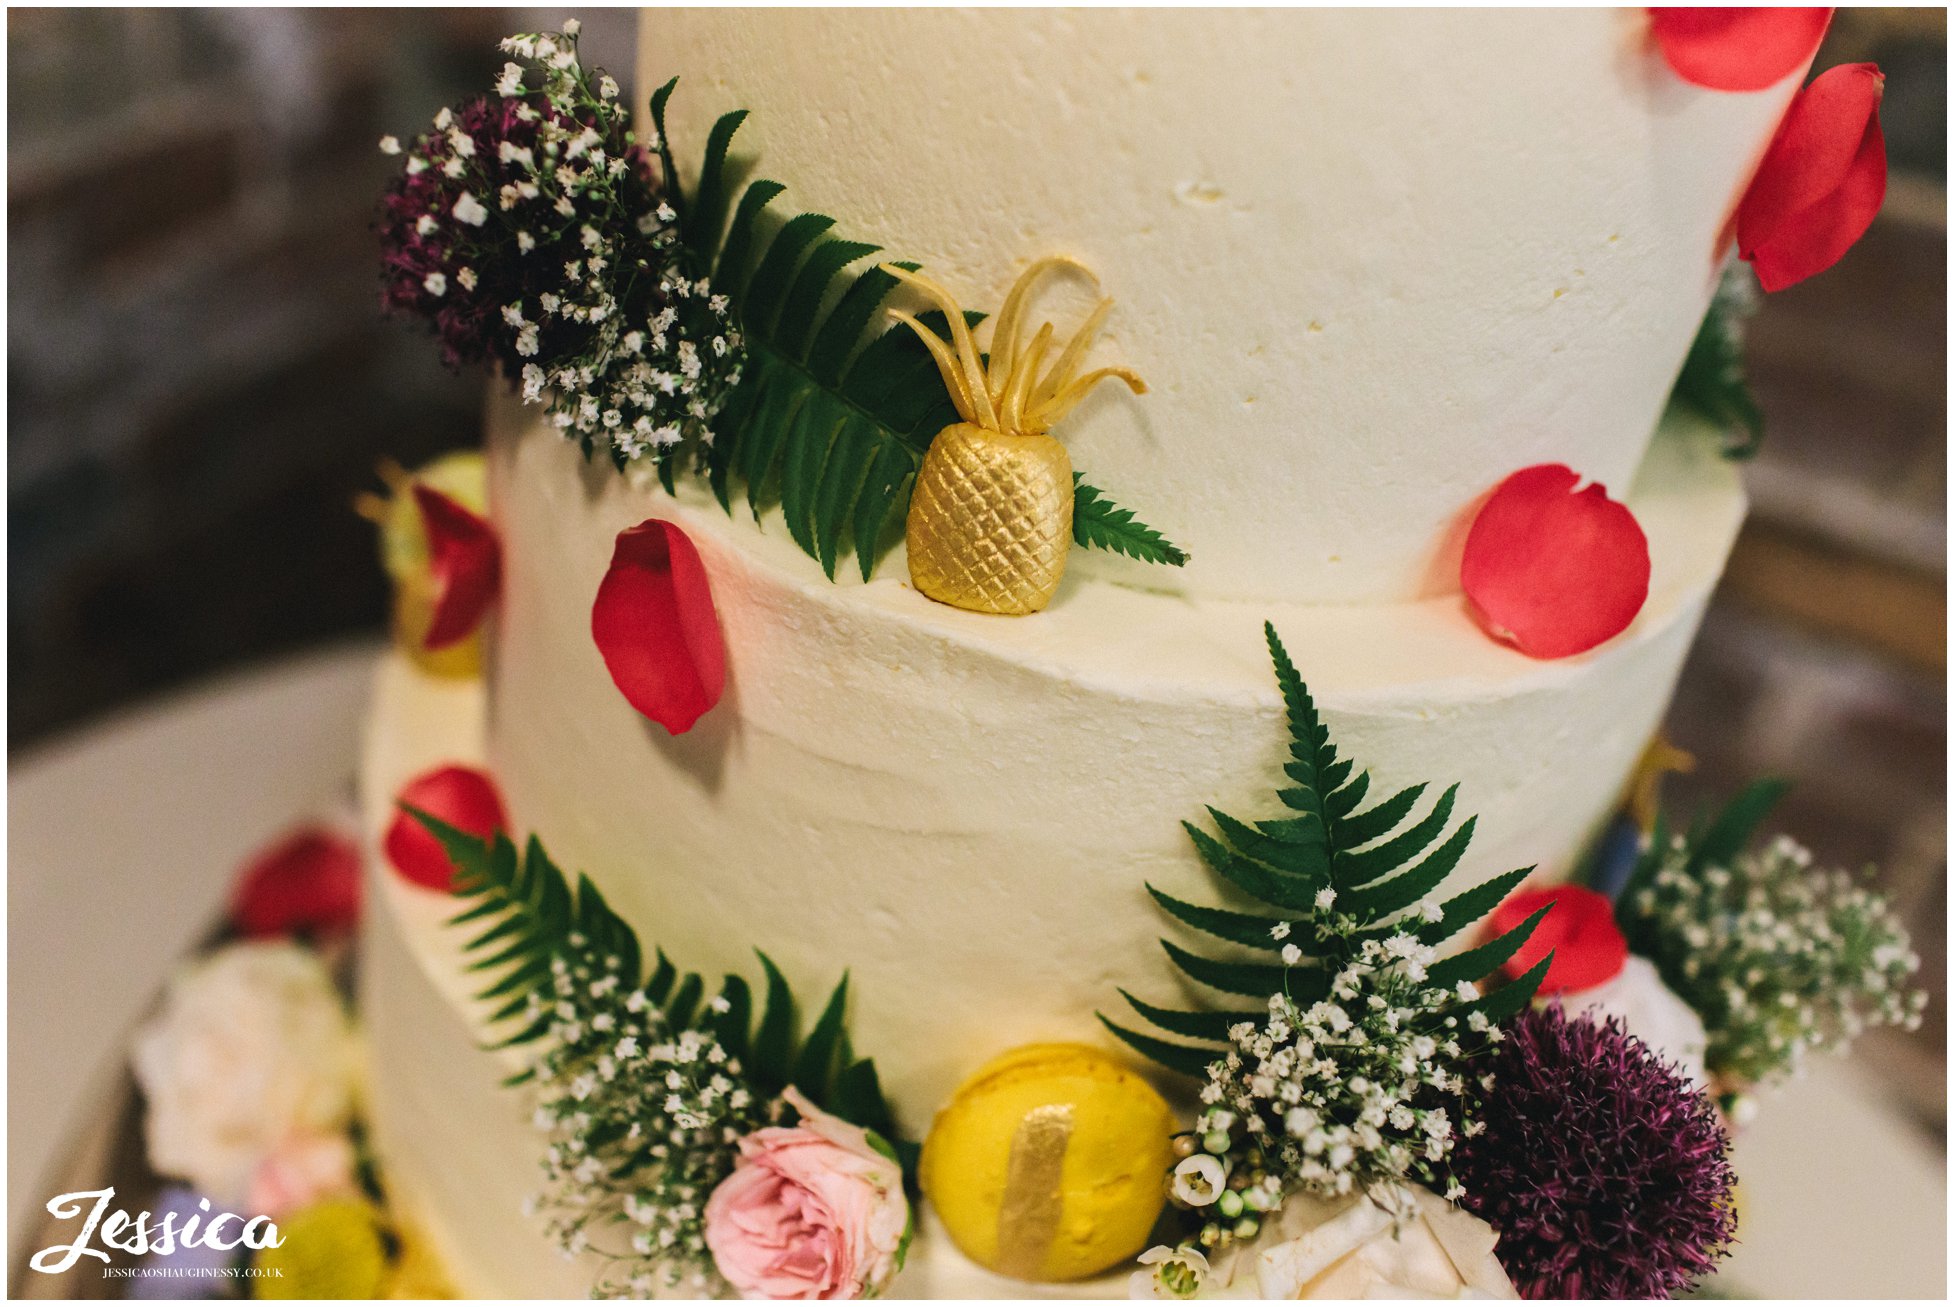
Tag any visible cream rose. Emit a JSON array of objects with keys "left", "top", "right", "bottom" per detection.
[
  {"left": 1210, "top": 1183, "right": 1517, "bottom": 1299},
  {"left": 131, "top": 940, "right": 359, "bottom": 1203},
  {"left": 703, "top": 1088, "right": 909, "bottom": 1299}
]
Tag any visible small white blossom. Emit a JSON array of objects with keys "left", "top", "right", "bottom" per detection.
[
  {"left": 378, "top": 135, "right": 401, "bottom": 155},
  {"left": 452, "top": 191, "right": 489, "bottom": 226}
]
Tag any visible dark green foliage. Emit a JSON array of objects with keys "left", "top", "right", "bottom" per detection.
[
  {"left": 1072, "top": 475, "right": 1189, "bottom": 567},
  {"left": 409, "top": 807, "right": 905, "bottom": 1155},
  {"left": 1671, "top": 268, "right": 1765, "bottom": 459},
  {"left": 648, "top": 88, "right": 1183, "bottom": 579},
  {"left": 1103, "top": 623, "right": 1550, "bottom": 1071}
]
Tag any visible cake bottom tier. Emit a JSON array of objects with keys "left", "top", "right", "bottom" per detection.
[{"left": 357, "top": 656, "right": 1127, "bottom": 1298}]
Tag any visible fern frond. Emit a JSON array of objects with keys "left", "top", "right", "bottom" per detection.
[
  {"left": 1097, "top": 1015, "right": 1219, "bottom": 1078},
  {"left": 1671, "top": 265, "right": 1764, "bottom": 459},
  {"left": 643, "top": 94, "right": 1180, "bottom": 579},
  {"left": 1685, "top": 777, "right": 1788, "bottom": 875},
  {"left": 1072, "top": 475, "right": 1188, "bottom": 566},
  {"left": 406, "top": 809, "right": 905, "bottom": 1156},
  {"left": 1104, "top": 627, "right": 1542, "bottom": 1076}
]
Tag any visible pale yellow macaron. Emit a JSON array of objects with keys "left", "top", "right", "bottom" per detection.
[{"left": 921, "top": 1042, "right": 1178, "bottom": 1282}]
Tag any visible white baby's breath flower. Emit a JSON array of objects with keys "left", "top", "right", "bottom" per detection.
[
  {"left": 378, "top": 135, "right": 401, "bottom": 155},
  {"left": 422, "top": 271, "right": 448, "bottom": 297},
  {"left": 453, "top": 191, "right": 489, "bottom": 227}
]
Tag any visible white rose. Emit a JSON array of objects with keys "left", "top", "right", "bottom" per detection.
[
  {"left": 1569, "top": 955, "right": 1710, "bottom": 1089},
  {"left": 131, "top": 941, "right": 358, "bottom": 1203},
  {"left": 1207, "top": 1184, "right": 1517, "bottom": 1299}
]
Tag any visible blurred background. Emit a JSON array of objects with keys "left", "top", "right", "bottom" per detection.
[{"left": 7, "top": 8, "right": 1946, "bottom": 1130}]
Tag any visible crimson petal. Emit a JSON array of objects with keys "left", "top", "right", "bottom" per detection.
[
  {"left": 230, "top": 825, "right": 363, "bottom": 938},
  {"left": 1738, "top": 62, "right": 1887, "bottom": 292},
  {"left": 1461, "top": 464, "right": 1650, "bottom": 660},
  {"left": 385, "top": 764, "right": 508, "bottom": 892},
  {"left": 1649, "top": 7, "right": 1832, "bottom": 93},
  {"left": 591, "top": 518, "right": 727, "bottom": 735},
  {"left": 414, "top": 483, "right": 501, "bottom": 650},
  {"left": 1488, "top": 885, "right": 1629, "bottom": 995}
]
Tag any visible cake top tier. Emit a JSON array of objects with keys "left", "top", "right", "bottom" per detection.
[{"left": 640, "top": 8, "right": 1795, "bottom": 606}]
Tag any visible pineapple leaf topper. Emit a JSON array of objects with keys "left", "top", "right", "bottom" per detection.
[
  {"left": 886, "top": 260, "right": 1147, "bottom": 614},
  {"left": 1103, "top": 622, "right": 1552, "bottom": 1076},
  {"left": 883, "top": 259, "right": 1146, "bottom": 438},
  {"left": 645, "top": 80, "right": 1186, "bottom": 582}
]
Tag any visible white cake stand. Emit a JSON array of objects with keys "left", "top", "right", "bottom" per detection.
[{"left": 8, "top": 642, "right": 1945, "bottom": 1298}]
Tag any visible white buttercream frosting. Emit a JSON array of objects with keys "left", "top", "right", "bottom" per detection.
[
  {"left": 480, "top": 395, "right": 1741, "bottom": 1121},
  {"left": 640, "top": 7, "right": 1792, "bottom": 604}
]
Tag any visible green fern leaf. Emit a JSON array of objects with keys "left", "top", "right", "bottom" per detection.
[
  {"left": 637, "top": 96, "right": 1183, "bottom": 580},
  {"left": 1071, "top": 475, "right": 1188, "bottom": 566},
  {"left": 407, "top": 810, "right": 906, "bottom": 1161},
  {"left": 1332, "top": 789, "right": 1461, "bottom": 890},
  {"left": 1106, "top": 627, "right": 1542, "bottom": 1076},
  {"left": 1341, "top": 818, "right": 1477, "bottom": 923},
  {"left": 1334, "top": 782, "right": 1427, "bottom": 852},
  {"left": 1671, "top": 265, "right": 1765, "bottom": 459},
  {"left": 1458, "top": 951, "right": 1554, "bottom": 1028},
  {"left": 1117, "top": 991, "right": 1258, "bottom": 1042},
  {"left": 1425, "top": 904, "right": 1551, "bottom": 991},
  {"left": 1097, "top": 1015, "right": 1219, "bottom": 1078},
  {"left": 1686, "top": 777, "right": 1788, "bottom": 875},
  {"left": 751, "top": 951, "right": 800, "bottom": 1089},
  {"left": 792, "top": 975, "right": 851, "bottom": 1096},
  {"left": 1146, "top": 884, "right": 1292, "bottom": 950}
]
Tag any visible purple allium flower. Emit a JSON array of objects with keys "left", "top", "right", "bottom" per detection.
[{"left": 1452, "top": 1004, "right": 1737, "bottom": 1300}]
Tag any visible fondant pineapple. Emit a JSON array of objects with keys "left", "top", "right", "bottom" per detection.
[{"left": 885, "top": 259, "right": 1145, "bottom": 615}]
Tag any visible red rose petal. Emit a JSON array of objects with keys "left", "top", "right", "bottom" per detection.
[
  {"left": 385, "top": 764, "right": 508, "bottom": 892},
  {"left": 1649, "top": 8, "right": 1832, "bottom": 93},
  {"left": 591, "top": 518, "right": 727, "bottom": 735},
  {"left": 1488, "top": 885, "right": 1629, "bottom": 995},
  {"left": 230, "top": 826, "right": 362, "bottom": 938},
  {"left": 1460, "top": 464, "right": 1651, "bottom": 660},
  {"left": 1738, "top": 62, "right": 1887, "bottom": 291},
  {"left": 413, "top": 483, "right": 501, "bottom": 650}
]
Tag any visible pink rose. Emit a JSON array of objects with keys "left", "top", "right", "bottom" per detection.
[
  {"left": 246, "top": 1130, "right": 358, "bottom": 1219},
  {"left": 705, "top": 1088, "right": 909, "bottom": 1300}
]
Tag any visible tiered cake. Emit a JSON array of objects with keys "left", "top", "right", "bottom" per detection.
[{"left": 359, "top": 9, "right": 1799, "bottom": 1297}]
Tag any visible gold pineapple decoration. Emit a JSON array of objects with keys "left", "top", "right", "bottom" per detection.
[{"left": 885, "top": 258, "right": 1145, "bottom": 615}]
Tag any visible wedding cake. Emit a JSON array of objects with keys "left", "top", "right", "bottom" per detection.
[{"left": 344, "top": 8, "right": 1905, "bottom": 1299}]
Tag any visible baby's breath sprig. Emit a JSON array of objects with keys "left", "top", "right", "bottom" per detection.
[
  {"left": 1620, "top": 819, "right": 1925, "bottom": 1097},
  {"left": 378, "top": 24, "right": 742, "bottom": 467},
  {"left": 521, "top": 940, "right": 769, "bottom": 1298},
  {"left": 412, "top": 815, "right": 908, "bottom": 1301},
  {"left": 1166, "top": 926, "right": 1497, "bottom": 1255}
]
